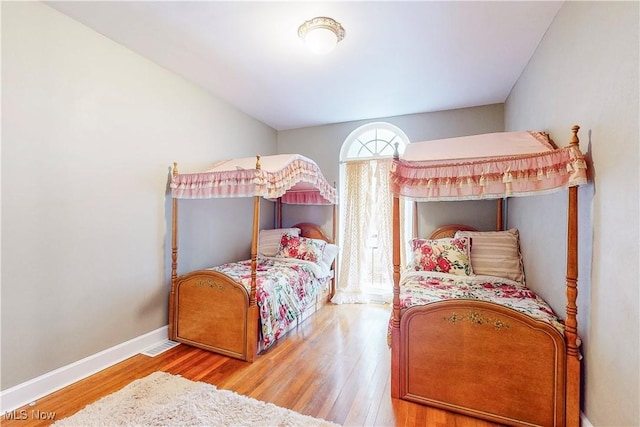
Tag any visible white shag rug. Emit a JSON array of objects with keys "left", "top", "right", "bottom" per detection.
[{"left": 53, "top": 371, "right": 339, "bottom": 427}]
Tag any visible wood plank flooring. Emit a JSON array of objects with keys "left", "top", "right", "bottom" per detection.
[{"left": 2, "top": 304, "right": 502, "bottom": 426}]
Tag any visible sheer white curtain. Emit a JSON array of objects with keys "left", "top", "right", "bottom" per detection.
[{"left": 333, "top": 158, "right": 408, "bottom": 304}]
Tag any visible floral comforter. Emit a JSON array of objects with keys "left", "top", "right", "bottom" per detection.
[
  {"left": 393, "top": 271, "right": 564, "bottom": 334},
  {"left": 210, "top": 257, "right": 329, "bottom": 350}
]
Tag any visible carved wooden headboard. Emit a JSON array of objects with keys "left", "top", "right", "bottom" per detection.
[
  {"left": 428, "top": 224, "right": 477, "bottom": 239},
  {"left": 293, "top": 222, "right": 333, "bottom": 244}
]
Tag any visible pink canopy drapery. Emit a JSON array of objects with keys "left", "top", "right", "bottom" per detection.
[
  {"left": 390, "top": 131, "right": 587, "bottom": 201},
  {"left": 171, "top": 154, "right": 337, "bottom": 205}
]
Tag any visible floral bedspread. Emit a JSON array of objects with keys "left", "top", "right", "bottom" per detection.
[
  {"left": 392, "top": 271, "right": 564, "bottom": 334},
  {"left": 210, "top": 257, "right": 327, "bottom": 350}
]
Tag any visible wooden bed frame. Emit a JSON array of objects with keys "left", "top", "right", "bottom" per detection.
[
  {"left": 168, "top": 158, "right": 337, "bottom": 362},
  {"left": 390, "top": 128, "right": 582, "bottom": 426},
  {"left": 168, "top": 222, "right": 333, "bottom": 362}
]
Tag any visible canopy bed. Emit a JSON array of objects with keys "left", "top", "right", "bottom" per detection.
[
  {"left": 168, "top": 154, "right": 338, "bottom": 362},
  {"left": 389, "top": 126, "right": 588, "bottom": 426}
]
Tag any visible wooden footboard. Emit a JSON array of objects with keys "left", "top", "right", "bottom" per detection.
[
  {"left": 169, "top": 268, "right": 327, "bottom": 361},
  {"left": 393, "top": 299, "right": 566, "bottom": 427},
  {"left": 169, "top": 269, "right": 257, "bottom": 361}
]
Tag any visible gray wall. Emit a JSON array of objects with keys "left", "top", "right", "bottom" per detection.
[
  {"left": 3, "top": 2, "right": 638, "bottom": 426},
  {"left": 277, "top": 104, "right": 505, "bottom": 236},
  {"left": 505, "top": 2, "right": 639, "bottom": 425},
  {"left": 1, "top": 2, "right": 277, "bottom": 389}
]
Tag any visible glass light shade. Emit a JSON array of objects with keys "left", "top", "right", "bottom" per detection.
[
  {"left": 304, "top": 27, "right": 338, "bottom": 55},
  {"left": 298, "top": 17, "right": 345, "bottom": 55}
]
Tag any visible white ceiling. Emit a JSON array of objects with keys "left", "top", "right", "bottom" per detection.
[{"left": 47, "top": 1, "right": 563, "bottom": 131}]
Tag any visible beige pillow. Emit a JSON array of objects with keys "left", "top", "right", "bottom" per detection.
[
  {"left": 455, "top": 229, "right": 525, "bottom": 284},
  {"left": 258, "top": 228, "right": 300, "bottom": 257}
]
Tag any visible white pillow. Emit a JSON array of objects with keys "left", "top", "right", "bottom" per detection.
[
  {"left": 322, "top": 243, "right": 339, "bottom": 266},
  {"left": 258, "top": 228, "right": 300, "bottom": 257}
]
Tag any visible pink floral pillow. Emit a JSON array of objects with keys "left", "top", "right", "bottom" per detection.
[
  {"left": 408, "top": 237, "right": 473, "bottom": 276},
  {"left": 277, "top": 233, "right": 326, "bottom": 264}
]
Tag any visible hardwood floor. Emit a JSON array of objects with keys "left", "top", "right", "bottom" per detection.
[{"left": 2, "top": 304, "right": 501, "bottom": 426}]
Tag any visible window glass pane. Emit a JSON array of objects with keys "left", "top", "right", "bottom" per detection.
[{"left": 344, "top": 125, "right": 407, "bottom": 160}]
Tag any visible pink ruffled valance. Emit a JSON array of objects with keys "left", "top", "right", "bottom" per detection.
[
  {"left": 171, "top": 154, "right": 337, "bottom": 205},
  {"left": 391, "top": 135, "right": 587, "bottom": 201}
]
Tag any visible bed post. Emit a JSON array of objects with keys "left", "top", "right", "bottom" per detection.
[
  {"left": 332, "top": 182, "right": 338, "bottom": 244},
  {"left": 565, "top": 126, "right": 581, "bottom": 426},
  {"left": 496, "top": 199, "right": 504, "bottom": 231},
  {"left": 391, "top": 144, "right": 401, "bottom": 398},
  {"left": 412, "top": 201, "right": 418, "bottom": 238},
  {"left": 168, "top": 163, "right": 179, "bottom": 340},
  {"left": 171, "top": 163, "right": 179, "bottom": 288},
  {"left": 276, "top": 197, "right": 283, "bottom": 228},
  {"left": 331, "top": 186, "right": 338, "bottom": 301},
  {"left": 247, "top": 155, "right": 261, "bottom": 362}
]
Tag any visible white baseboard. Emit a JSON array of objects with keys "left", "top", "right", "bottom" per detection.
[
  {"left": 581, "top": 411, "right": 593, "bottom": 427},
  {"left": 0, "top": 326, "right": 168, "bottom": 413}
]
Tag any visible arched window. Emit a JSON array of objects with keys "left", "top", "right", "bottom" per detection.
[
  {"left": 340, "top": 122, "right": 406, "bottom": 160},
  {"left": 333, "top": 122, "right": 411, "bottom": 304}
]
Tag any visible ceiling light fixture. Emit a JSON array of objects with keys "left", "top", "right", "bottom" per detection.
[{"left": 298, "top": 17, "right": 345, "bottom": 55}]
